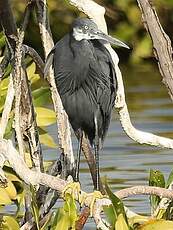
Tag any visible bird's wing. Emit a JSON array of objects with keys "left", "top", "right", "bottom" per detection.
[
  {"left": 44, "top": 35, "right": 69, "bottom": 78},
  {"left": 87, "top": 41, "right": 117, "bottom": 141}
]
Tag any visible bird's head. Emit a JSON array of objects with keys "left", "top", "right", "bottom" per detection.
[{"left": 72, "top": 18, "right": 129, "bottom": 49}]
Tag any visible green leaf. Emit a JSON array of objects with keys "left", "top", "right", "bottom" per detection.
[
  {"left": 40, "top": 212, "right": 53, "bottom": 230},
  {"left": 0, "top": 95, "right": 6, "bottom": 113},
  {"left": 33, "top": 87, "right": 50, "bottom": 107},
  {"left": 105, "top": 181, "right": 126, "bottom": 219},
  {"left": 166, "top": 169, "right": 173, "bottom": 188},
  {"left": 4, "top": 115, "right": 13, "bottom": 139},
  {"left": 35, "top": 107, "right": 56, "bottom": 127},
  {"left": 149, "top": 170, "right": 165, "bottom": 213},
  {"left": 52, "top": 207, "right": 71, "bottom": 230},
  {"left": 0, "top": 77, "right": 9, "bottom": 96},
  {"left": 27, "top": 62, "right": 40, "bottom": 84},
  {"left": 149, "top": 170, "right": 165, "bottom": 188},
  {"left": 39, "top": 127, "right": 57, "bottom": 148},
  {"left": 30, "top": 185, "right": 40, "bottom": 230},
  {"left": 64, "top": 193, "right": 78, "bottom": 227},
  {"left": 0, "top": 188, "right": 12, "bottom": 205},
  {"left": 2, "top": 216, "right": 20, "bottom": 230},
  {"left": 115, "top": 214, "right": 129, "bottom": 230},
  {"left": 104, "top": 179, "right": 129, "bottom": 229},
  {"left": 52, "top": 193, "right": 78, "bottom": 230},
  {"left": 103, "top": 205, "right": 116, "bottom": 228},
  {"left": 140, "top": 219, "right": 173, "bottom": 230},
  {"left": 5, "top": 180, "right": 17, "bottom": 200},
  {"left": 4, "top": 166, "right": 21, "bottom": 183},
  {"left": 0, "top": 32, "right": 6, "bottom": 48}
]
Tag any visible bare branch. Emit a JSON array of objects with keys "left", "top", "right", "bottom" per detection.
[
  {"left": 114, "top": 186, "right": 173, "bottom": 199},
  {"left": 0, "top": 74, "right": 14, "bottom": 138},
  {"left": 75, "top": 207, "right": 90, "bottom": 230},
  {"left": 137, "top": 0, "right": 173, "bottom": 101},
  {"left": 35, "top": 0, "right": 75, "bottom": 175},
  {"left": 1, "top": 139, "right": 173, "bottom": 199},
  {"left": 23, "top": 45, "right": 44, "bottom": 78},
  {"left": 70, "top": 0, "right": 173, "bottom": 150},
  {"left": 118, "top": 104, "right": 173, "bottom": 149},
  {"left": 1, "top": 138, "right": 173, "bottom": 228},
  {"left": 13, "top": 33, "right": 25, "bottom": 157},
  {"left": 0, "top": 49, "right": 10, "bottom": 79}
]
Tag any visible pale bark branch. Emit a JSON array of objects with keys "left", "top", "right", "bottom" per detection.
[
  {"left": 136, "top": 0, "right": 173, "bottom": 215},
  {"left": 13, "top": 33, "right": 25, "bottom": 157},
  {"left": 0, "top": 49, "right": 10, "bottom": 79},
  {"left": 0, "top": 74, "right": 14, "bottom": 138},
  {"left": 35, "top": 0, "right": 75, "bottom": 174},
  {"left": 1, "top": 139, "right": 173, "bottom": 199},
  {"left": 1, "top": 138, "right": 173, "bottom": 228},
  {"left": 137, "top": 0, "right": 173, "bottom": 101},
  {"left": 68, "top": 1, "right": 173, "bottom": 150}
]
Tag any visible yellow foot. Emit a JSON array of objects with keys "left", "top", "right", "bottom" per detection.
[
  {"left": 62, "top": 177, "right": 88, "bottom": 207},
  {"left": 87, "top": 191, "right": 106, "bottom": 217},
  {"left": 62, "top": 180, "right": 81, "bottom": 201}
]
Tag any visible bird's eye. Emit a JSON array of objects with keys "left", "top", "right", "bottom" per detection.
[{"left": 84, "top": 25, "right": 89, "bottom": 30}]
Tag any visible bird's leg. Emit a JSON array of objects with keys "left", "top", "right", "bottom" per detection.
[
  {"left": 94, "top": 110, "right": 100, "bottom": 191},
  {"left": 75, "top": 131, "right": 83, "bottom": 182},
  {"left": 62, "top": 132, "right": 84, "bottom": 207}
]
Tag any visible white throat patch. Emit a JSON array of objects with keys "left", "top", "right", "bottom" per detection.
[{"left": 73, "top": 28, "right": 91, "bottom": 41}]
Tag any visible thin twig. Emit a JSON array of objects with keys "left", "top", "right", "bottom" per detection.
[
  {"left": 0, "top": 48, "right": 10, "bottom": 79},
  {"left": 23, "top": 45, "right": 44, "bottom": 78},
  {"left": 0, "top": 74, "right": 14, "bottom": 138}
]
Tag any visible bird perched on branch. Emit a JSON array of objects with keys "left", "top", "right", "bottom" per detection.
[{"left": 45, "top": 18, "right": 129, "bottom": 191}]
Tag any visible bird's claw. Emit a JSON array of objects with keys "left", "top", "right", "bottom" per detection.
[
  {"left": 62, "top": 181, "right": 81, "bottom": 200},
  {"left": 87, "top": 190, "right": 105, "bottom": 217},
  {"left": 62, "top": 181, "right": 106, "bottom": 217}
]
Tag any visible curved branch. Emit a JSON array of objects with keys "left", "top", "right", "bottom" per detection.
[
  {"left": 35, "top": 0, "right": 75, "bottom": 172},
  {"left": 115, "top": 186, "right": 173, "bottom": 200},
  {"left": 69, "top": 0, "right": 173, "bottom": 151},
  {"left": 117, "top": 104, "right": 173, "bottom": 149},
  {"left": 1, "top": 138, "right": 173, "bottom": 229},
  {"left": 23, "top": 45, "right": 44, "bottom": 78},
  {"left": 1, "top": 139, "right": 173, "bottom": 205}
]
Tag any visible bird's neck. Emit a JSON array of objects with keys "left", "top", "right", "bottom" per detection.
[{"left": 69, "top": 33, "right": 91, "bottom": 58}]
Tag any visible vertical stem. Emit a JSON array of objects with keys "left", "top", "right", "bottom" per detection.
[
  {"left": 0, "top": 0, "right": 17, "bottom": 51},
  {"left": 0, "top": 75, "right": 14, "bottom": 138},
  {"left": 13, "top": 33, "right": 25, "bottom": 157},
  {"left": 35, "top": 0, "right": 74, "bottom": 174}
]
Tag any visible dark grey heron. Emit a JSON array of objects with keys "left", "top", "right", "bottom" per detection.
[{"left": 45, "top": 18, "right": 129, "bottom": 191}]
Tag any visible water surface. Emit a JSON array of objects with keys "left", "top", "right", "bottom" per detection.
[
  {"left": 5, "top": 63, "right": 173, "bottom": 227},
  {"left": 44, "top": 63, "right": 173, "bottom": 220}
]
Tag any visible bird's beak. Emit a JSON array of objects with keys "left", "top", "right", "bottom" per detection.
[{"left": 90, "top": 30, "right": 130, "bottom": 49}]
